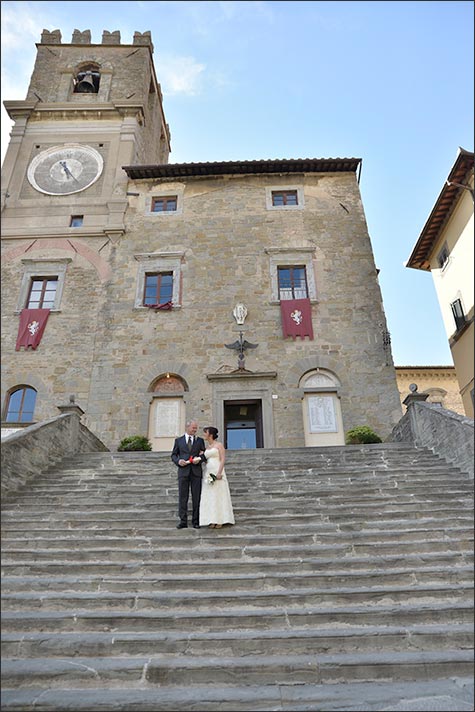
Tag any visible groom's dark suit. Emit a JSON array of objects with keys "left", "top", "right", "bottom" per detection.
[{"left": 171, "top": 434, "right": 206, "bottom": 528}]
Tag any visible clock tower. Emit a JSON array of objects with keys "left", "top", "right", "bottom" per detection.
[{"left": 1, "top": 28, "right": 170, "bottom": 239}]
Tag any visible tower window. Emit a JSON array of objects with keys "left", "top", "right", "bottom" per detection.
[
  {"left": 70, "top": 215, "right": 84, "bottom": 227},
  {"left": 27, "top": 278, "right": 58, "bottom": 309},
  {"left": 143, "top": 272, "right": 173, "bottom": 306},
  {"left": 272, "top": 190, "right": 298, "bottom": 207},
  {"left": 278, "top": 266, "right": 308, "bottom": 300},
  {"left": 151, "top": 196, "right": 177, "bottom": 212}
]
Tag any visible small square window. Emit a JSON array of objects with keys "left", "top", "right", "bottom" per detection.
[
  {"left": 151, "top": 196, "right": 177, "bottom": 212},
  {"left": 272, "top": 190, "right": 298, "bottom": 207},
  {"left": 70, "top": 215, "right": 84, "bottom": 227}
]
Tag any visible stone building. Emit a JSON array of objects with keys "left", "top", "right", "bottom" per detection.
[
  {"left": 395, "top": 365, "right": 465, "bottom": 415},
  {"left": 1, "top": 29, "right": 403, "bottom": 450},
  {"left": 406, "top": 148, "right": 474, "bottom": 418}
]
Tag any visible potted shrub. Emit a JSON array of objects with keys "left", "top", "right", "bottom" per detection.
[
  {"left": 117, "top": 435, "right": 152, "bottom": 451},
  {"left": 345, "top": 426, "right": 382, "bottom": 444}
]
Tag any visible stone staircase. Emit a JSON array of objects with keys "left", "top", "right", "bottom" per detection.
[{"left": 1, "top": 442, "right": 473, "bottom": 711}]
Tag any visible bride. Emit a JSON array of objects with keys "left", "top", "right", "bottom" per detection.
[{"left": 199, "top": 426, "right": 235, "bottom": 528}]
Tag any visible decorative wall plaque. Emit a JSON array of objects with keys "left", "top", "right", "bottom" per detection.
[
  {"left": 155, "top": 399, "right": 180, "bottom": 437},
  {"left": 307, "top": 395, "right": 337, "bottom": 433},
  {"left": 233, "top": 304, "right": 247, "bottom": 325}
]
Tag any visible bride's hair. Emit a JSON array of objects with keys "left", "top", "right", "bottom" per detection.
[{"left": 204, "top": 426, "right": 218, "bottom": 440}]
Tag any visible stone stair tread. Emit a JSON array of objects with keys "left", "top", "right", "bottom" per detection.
[
  {"left": 1, "top": 564, "right": 473, "bottom": 589},
  {"left": 2, "top": 580, "right": 473, "bottom": 603},
  {"left": 2, "top": 622, "right": 473, "bottom": 654},
  {"left": 2, "top": 598, "right": 472, "bottom": 623},
  {"left": 2, "top": 677, "right": 474, "bottom": 712},
  {"left": 3, "top": 648, "right": 473, "bottom": 675}
]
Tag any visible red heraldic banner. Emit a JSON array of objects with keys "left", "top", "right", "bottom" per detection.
[
  {"left": 16, "top": 309, "right": 51, "bottom": 351},
  {"left": 280, "top": 298, "right": 314, "bottom": 340}
]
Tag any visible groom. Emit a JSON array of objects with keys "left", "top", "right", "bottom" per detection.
[{"left": 171, "top": 419, "right": 207, "bottom": 529}]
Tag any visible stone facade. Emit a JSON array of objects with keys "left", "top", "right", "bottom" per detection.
[
  {"left": 1, "top": 29, "right": 403, "bottom": 451},
  {"left": 395, "top": 365, "right": 465, "bottom": 415}
]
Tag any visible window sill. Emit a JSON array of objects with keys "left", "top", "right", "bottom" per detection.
[
  {"left": 14, "top": 309, "right": 61, "bottom": 315},
  {"left": 270, "top": 299, "right": 318, "bottom": 306},
  {"left": 133, "top": 305, "right": 181, "bottom": 311}
]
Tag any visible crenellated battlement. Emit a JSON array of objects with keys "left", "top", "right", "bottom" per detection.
[{"left": 39, "top": 29, "right": 153, "bottom": 49}]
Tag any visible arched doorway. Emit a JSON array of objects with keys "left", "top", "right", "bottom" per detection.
[
  {"left": 147, "top": 374, "right": 186, "bottom": 452},
  {"left": 300, "top": 370, "right": 345, "bottom": 446}
]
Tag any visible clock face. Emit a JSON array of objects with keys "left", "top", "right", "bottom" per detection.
[{"left": 27, "top": 144, "right": 104, "bottom": 195}]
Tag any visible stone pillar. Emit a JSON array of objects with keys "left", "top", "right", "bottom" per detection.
[
  {"left": 403, "top": 385, "right": 429, "bottom": 446},
  {"left": 57, "top": 396, "right": 85, "bottom": 453}
]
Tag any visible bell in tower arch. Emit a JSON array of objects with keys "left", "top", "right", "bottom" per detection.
[{"left": 74, "top": 70, "right": 99, "bottom": 93}]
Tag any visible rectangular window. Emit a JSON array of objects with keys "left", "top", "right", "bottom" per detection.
[
  {"left": 451, "top": 299, "right": 466, "bottom": 331},
  {"left": 151, "top": 196, "right": 177, "bottom": 212},
  {"left": 70, "top": 215, "right": 84, "bottom": 227},
  {"left": 27, "top": 277, "right": 58, "bottom": 309},
  {"left": 437, "top": 243, "right": 450, "bottom": 269},
  {"left": 272, "top": 190, "right": 298, "bottom": 207},
  {"left": 143, "top": 272, "right": 173, "bottom": 306},
  {"left": 278, "top": 266, "right": 308, "bottom": 300}
]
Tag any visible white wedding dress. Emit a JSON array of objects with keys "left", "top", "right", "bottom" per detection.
[{"left": 199, "top": 447, "right": 235, "bottom": 526}]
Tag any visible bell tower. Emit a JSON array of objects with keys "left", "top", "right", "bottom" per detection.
[{"left": 1, "top": 28, "right": 170, "bottom": 239}]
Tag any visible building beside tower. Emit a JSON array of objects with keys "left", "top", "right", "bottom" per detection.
[
  {"left": 1, "top": 29, "right": 402, "bottom": 450},
  {"left": 406, "top": 147, "right": 474, "bottom": 419}
]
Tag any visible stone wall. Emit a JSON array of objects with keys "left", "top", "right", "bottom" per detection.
[
  {"left": 1, "top": 171, "right": 403, "bottom": 450},
  {"left": 390, "top": 401, "right": 474, "bottom": 478},
  {"left": 1, "top": 412, "right": 108, "bottom": 498},
  {"left": 395, "top": 366, "right": 465, "bottom": 415}
]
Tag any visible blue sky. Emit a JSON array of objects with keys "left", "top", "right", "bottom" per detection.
[{"left": 1, "top": 0, "right": 473, "bottom": 366}]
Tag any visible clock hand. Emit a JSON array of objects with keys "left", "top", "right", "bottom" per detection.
[{"left": 59, "top": 160, "right": 79, "bottom": 182}]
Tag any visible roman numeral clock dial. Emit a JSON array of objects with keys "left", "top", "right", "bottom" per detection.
[{"left": 27, "top": 144, "right": 104, "bottom": 195}]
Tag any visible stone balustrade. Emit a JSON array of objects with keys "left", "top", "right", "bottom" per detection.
[
  {"left": 390, "top": 400, "right": 474, "bottom": 478},
  {"left": 1, "top": 411, "right": 108, "bottom": 498}
]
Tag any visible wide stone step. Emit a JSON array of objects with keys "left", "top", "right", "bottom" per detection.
[
  {"left": 2, "top": 601, "right": 472, "bottom": 633},
  {"left": 3, "top": 538, "right": 472, "bottom": 565},
  {"left": 2, "top": 581, "right": 473, "bottom": 612},
  {"left": 3, "top": 623, "right": 473, "bottom": 658},
  {"left": 14, "top": 469, "right": 467, "bottom": 487},
  {"left": 3, "top": 504, "right": 472, "bottom": 524},
  {"left": 2, "top": 516, "right": 473, "bottom": 535},
  {"left": 2, "top": 550, "right": 472, "bottom": 577},
  {"left": 2, "top": 677, "right": 474, "bottom": 712},
  {"left": 2, "top": 564, "right": 473, "bottom": 594},
  {"left": 2, "top": 527, "right": 473, "bottom": 553},
  {"left": 5, "top": 491, "right": 473, "bottom": 510},
  {"left": 2, "top": 650, "right": 473, "bottom": 688}
]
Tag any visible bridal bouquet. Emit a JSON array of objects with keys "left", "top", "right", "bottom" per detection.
[{"left": 207, "top": 473, "right": 218, "bottom": 485}]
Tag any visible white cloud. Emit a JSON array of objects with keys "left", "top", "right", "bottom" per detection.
[
  {"left": 1, "top": 2, "right": 45, "bottom": 50},
  {"left": 158, "top": 54, "right": 206, "bottom": 96}
]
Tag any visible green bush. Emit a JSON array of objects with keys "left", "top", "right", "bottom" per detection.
[
  {"left": 345, "top": 426, "right": 382, "bottom": 444},
  {"left": 117, "top": 435, "right": 152, "bottom": 451}
]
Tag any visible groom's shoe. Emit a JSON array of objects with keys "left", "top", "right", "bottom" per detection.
[
  {"left": 193, "top": 524, "right": 200, "bottom": 529},
  {"left": 176, "top": 522, "right": 188, "bottom": 529}
]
